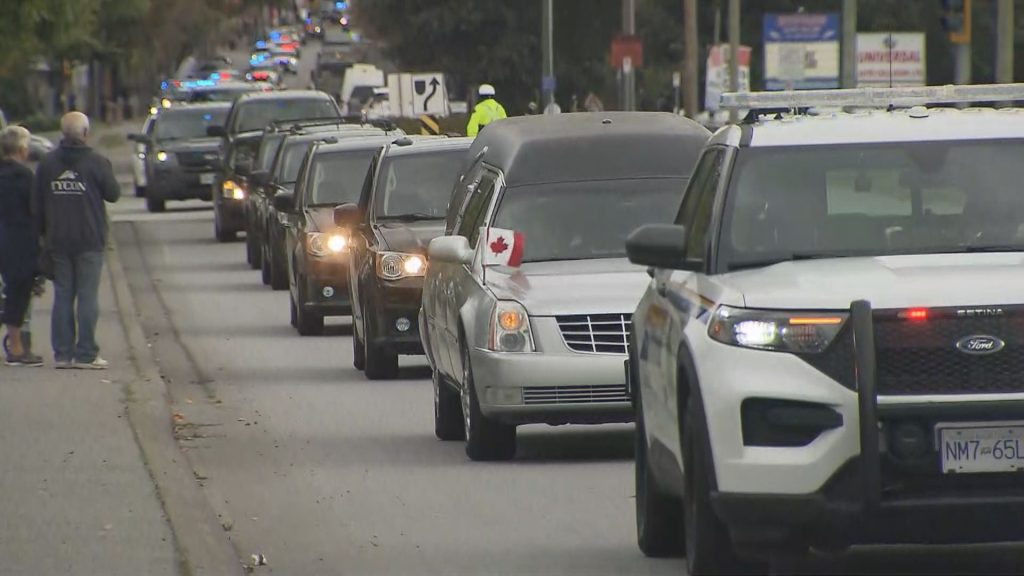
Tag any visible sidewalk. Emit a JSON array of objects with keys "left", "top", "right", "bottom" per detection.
[{"left": 0, "top": 255, "right": 179, "bottom": 575}]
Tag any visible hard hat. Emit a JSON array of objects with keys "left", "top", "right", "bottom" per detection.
[{"left": 478, "top": 83, "right": 496, "bottom": 97}]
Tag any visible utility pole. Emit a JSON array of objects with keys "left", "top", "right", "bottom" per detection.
[
  {"left": 996, "top": 0, "right": 1013, "bottom": 88},
  {"left": 841, "top": 0, "right": 857, "bottom": 88},
  {"left": 541, "top": 0, "right": 555, "bottom": 112},
  {"left": 942, "top": 0, "right": 972, "bottom": 86},
  {"left": 622, "top": 0, "right": 636, "bottom": 111},
  {"left": 728, "top": 0, "right": 740, "bottom": 123},
  {"left": 682, "top": 0, "right": 698, "bottom": 118}
]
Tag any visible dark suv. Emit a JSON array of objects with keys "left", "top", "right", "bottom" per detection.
[
  {"left": 338, "top": 137, "right": 473, "bottom": 379},
  {"left": 208, "top": 90, "right": 341, "bottom": 241},
  {"left": 273, "top": 136, "right": 393, "bottom": 334},
  {"left": 129, "top": 102, "right": 230, "bottom": 212}
]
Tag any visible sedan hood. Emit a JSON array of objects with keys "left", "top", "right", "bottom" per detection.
[
  {"left": 486, "top": 258, "right": 649, "bottom": 316},
  {"left": 305, "top": 206, "right": 335, "bottom": 232},
  {"left": 724, "top": 253, "right": 1024, "bottom": 310},
  {"left": 374, "top": 221, "right": 445, "bottom": 254}
]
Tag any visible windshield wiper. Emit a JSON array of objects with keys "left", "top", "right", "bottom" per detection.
[
  {"left": 727, "top": 252, "right": 852, "bottom": 272},
  {"left": 380, "top": 213, "right": 443, "bottom": 221}
]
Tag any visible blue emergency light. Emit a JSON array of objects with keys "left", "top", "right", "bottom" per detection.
[{"left": 336, "top": 1, "right": 347, "bottom": 10}]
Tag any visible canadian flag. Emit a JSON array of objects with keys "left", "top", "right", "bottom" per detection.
[{"left": 482, "top": 227, "right": 524, "bottom": 267}]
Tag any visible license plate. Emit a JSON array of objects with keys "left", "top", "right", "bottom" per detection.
[
  {"left": 200, "top": 173, "right": 215, "bottom": 185},
  {"left": 937, "top": 422, "right": 1024, "bottom": 473}
]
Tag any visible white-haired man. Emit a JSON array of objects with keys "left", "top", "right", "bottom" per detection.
[{"left": 33, "top": 111, "right": 120, "bottom": 369}]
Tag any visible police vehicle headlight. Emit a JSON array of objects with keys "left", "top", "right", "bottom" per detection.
[
  {"left": 708, "top": 306, "right": 848, "bottom": 354},
  {"left": 376, "top": 252, "right": 425, "bottom": 280},
  {"left": 488, "top": 301, "right": 535, "bottom": 353},
  {"left": 307, "top": 232, "right": 348, "bottom": 256}
]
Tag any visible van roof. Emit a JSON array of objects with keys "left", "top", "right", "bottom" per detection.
[{"left": 467, "top": 112, "right": 710, "bottom": 187}]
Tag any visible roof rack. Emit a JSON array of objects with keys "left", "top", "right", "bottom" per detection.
[
  {"left": 720, "top": 83, "right": 1024, "bottom": 111},
  {"left": 267, "top": 118, "right": 346, "bottom": 132}
]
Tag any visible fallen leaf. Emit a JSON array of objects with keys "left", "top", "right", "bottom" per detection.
[
  {"left": 172, "top": 412, "right": 185, "bottom": 422},
  {"left": 185, "top": 398, "right": 193, "bottom": 404}
]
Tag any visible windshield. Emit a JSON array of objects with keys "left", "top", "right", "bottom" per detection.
[
  {"left": 373, "top": 150, "right": 465, "bottom": 219},
  {"left": 308, "top": 149, "right": 377, "bottom": 205},
  {"left": 153, "top": 108, "right": 228, "bottom": 141},
  {"left": 256, "top": 134, "right": 285, "bottom": 172},
  {"left": 189, "top": 87, "right": 258, "bottom": 102},
  {"left": 491, "top": 178, "right": 686, "bottom": 263},
  {"left": 720, "top": 140, "right": 1024, "bottom": 270},
  {"left": 235, "top": 98, "right": 339, "bottom": 133},
  {"left": 277, "top": 140, "right": 318, "bottom": 184}
]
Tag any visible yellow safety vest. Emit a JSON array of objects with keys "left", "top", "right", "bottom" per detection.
[{"left": 466, "top": 98, "right": 508, "bottom": 136}]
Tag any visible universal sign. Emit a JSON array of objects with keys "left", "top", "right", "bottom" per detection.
[{"left": 856, "top": 33, "right": 926, "bottom": 87}]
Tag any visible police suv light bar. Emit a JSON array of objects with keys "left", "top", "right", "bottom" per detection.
[{"left": 720, "top": 83, "right": 1024, "bottom": 110}]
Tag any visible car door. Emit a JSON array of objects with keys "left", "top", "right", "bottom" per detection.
[
  {"left": 287, "top": 150, "right": 315, "bottom": 291},
  {"left": 348, "top": 149, "right": 383, "bottom": 338},
  {"left": 443, "top": 169, "right": 499, "bottom": 382},
  {"left": 641, "top": 147, "right": 728, "bottom": 452}
]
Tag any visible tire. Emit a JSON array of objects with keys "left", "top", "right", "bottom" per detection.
[
  {"left": 636, "top": 389, "right": 685, "bottom": 557},
  {"left": 295, "top": 280, "right": 324, "bottom": 336},
  {"left": 683, "top": 392, "right": 751, "bottom": 575},
  {"left": 135, "top": 185, "right": 146, "bottom": 198},
  {"left": 460, "top": 343, "right": 516, "bottom": 461},
  {"left": 215, "top": 211, "right": 236, "bottom": 242},
  {"left": 146, "top": 196, "right": 166, "bottom": 213},
  {"left": 363, "top": 305, "right": 398, "bottom": 380},
  {"left": 289, "top": 294, "right": 298, "bottom": 328},
  {"left": 433, "top": 368, "right": 464, "bottom": 441},
  {"left": 246, "top": 226, "right": 261, "bottom": 269},
  {"left": 270, "top": 241, "right": 288, "bottom": 291},
  {"left": 352, "top": 320, "right": 366, "bottom": 370},
  {"left": 260, "top": 242, "right": 272, "bottom": 285}
]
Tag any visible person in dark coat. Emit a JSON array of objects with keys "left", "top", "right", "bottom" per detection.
[{"left": 0, "top": 125, "right": 43, "bottom": 366}]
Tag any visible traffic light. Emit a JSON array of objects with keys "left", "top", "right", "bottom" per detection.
[{"left": 940, "top": 0, "right": 971, "bottom": 44}]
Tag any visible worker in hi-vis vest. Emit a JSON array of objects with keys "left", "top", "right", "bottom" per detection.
[{"left": 466, "top": 84, "right": 507, "bottom": 137}]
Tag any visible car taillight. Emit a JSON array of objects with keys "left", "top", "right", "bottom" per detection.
[{"left": 898, "top": 308, "right": 929, "bottom": 321}]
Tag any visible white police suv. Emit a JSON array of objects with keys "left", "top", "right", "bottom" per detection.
[{"left": 625, "top": 85, "right": 1024, "bottom": 574}]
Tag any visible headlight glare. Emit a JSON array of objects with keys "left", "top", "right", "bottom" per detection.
[
  {"left": 376, "top": 252, "right": 426, "bottom": 280},
  {"left": 156, "top": 151, "right": 169, "bottom": 162},
  {"left": 222, "top": 180, "right": 244, "bottom": 198},
  {"left": 307, "top": 232, "right": 348, "bottom": 257},
  {"left": 709, "top": 306, "right": 847, "bottom": 354},
  {"left": 327, "top": 234, "right": 346, "bottom": 253},
  {"left": 489, "top": 301, "right": 534, "bottom": 352}
]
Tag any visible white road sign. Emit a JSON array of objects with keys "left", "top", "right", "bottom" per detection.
[{"left": 411, "top": 73, "right": 449, "bottom": 117}]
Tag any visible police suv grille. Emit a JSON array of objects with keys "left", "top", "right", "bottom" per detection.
[
  {"left": 873, "top": 307, "right": 1024, "bottom": 395},
  {"left": 522, "top": 385, "right": 630, "bottom": 405},
  {"left": 801, "top": 307, "right": 1024, "bottom": 396},
  {"left": 175, "top": 151, "right": 217, "bottom": 168},
  {"left": 556, "top": 314, "right": 631, "bottom": 354}
]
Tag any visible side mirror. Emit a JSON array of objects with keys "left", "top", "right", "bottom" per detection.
[
  {"left": 333, "top": 203, "right": 361, "bottom": 228},
  {"left": 428, "top": 236, "right": 473, "bottom": 265},
  {"left": 250, "top": 170, "right": 270, "bottom": 186},
  {"left": 206, "top": 125, "right": 227, "bottom": 138},
  {"left": 625, "top": 224, "right": 690, "bottom": 270},
  {"left": 273, "top": 191, "right": 295, "bottom": 213}
]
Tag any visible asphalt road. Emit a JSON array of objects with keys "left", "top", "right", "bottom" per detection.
[{"left": 102, "top": 34, "right": 1024, "bottom": 576}]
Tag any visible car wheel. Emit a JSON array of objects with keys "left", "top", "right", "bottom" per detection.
[
  {"left": 245, "top": 225, "right": 260, "bottom": 269},
  {"left": 135, "top": 185, "right": 146, "bottom": 198},
  {"left": 460, "top": 343, "right": 516, "bottom": 461},
  {"left": 636, "top": 388, "right": 685, "bottom": 557},
  {"left": 270, "top": 241, "right": 288, "bottom": 291},
  {"left": 295, "top": 279, "right": 324, "bottom": 336},
  {"left": 683, "top": 392, "right": 753, "bottom": 575},
  {"left": 146, "top": 196, "right": 166, "bottom": 213},
  {"left": 215, "top": 211, "right": 236, "bottom": 242},
  {"left": 362, "top": 302, "right": 398, "bottom": 380},
  {"left": 352, "top": 315, "right": 366, "bottom": 370},
  {"left": 260, "top": 242, "right": 272, "bottom": 285},
  {"left": 433, "top": 368, "right": 464, "bottom": 441},
  {"left": 289, "top": 292, "right": 298, "bottom": 328}
]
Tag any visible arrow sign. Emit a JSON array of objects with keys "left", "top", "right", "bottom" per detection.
[{"left": 423, "top": 77, "right": 439, "bottom": 112}]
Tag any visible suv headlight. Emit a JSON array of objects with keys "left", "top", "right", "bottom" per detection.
[
  {"left": 156, "top": 150, "right": 170, "bottom": 162},
  {"left": 488, "top": 301, "right": 535, "bottom": 353},
  {"left": 307, "top": 232, "right": 348, "bottom": 256},
  {"left": 222, "top": 180, "right": 245, "bottom": 200},
  {"left": 376, "top": 252, "right": 426, "bottom": 280},
  {"left": 708, "top": 306, "right": 848, "bottom": 354}
]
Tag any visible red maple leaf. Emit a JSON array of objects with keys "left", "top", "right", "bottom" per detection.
[{"left": 490, "top": 236, "right": 509, "bottom": 254}]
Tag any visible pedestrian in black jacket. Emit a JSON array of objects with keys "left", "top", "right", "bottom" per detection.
[
  {"left": 0, "top": 126, "right": 43, "bottom": 366},
  {"left": 33, "top": 112, "right": 120, "bottom": 369}
]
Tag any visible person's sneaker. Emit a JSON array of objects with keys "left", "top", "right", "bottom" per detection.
[
  {"left": 5, "top": 352, "right": 44, "bottom": 367},
  {"left": 76, "top": 357, "right": 109, "bottom": 370},
  {"left": 54, "top": 360, "right": 75, "bottom": 369}
]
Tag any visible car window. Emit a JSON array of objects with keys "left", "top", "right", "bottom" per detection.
[
  {"left": 373, "top": 150, "right": 465, "bottom": 220},
  {"left": 490, "top": 177, "right": 687, "bottom": 263},
  {"left": 679, "top": 149, "right": 725, "bottom": 264},
  {"left": 308, "top": 149, "right": 377, "bottom": 206},
  {"left": 256, "top": 134, "right": 285, "bottom": 172},
  {"left": 720, "top": 140, "right": 1024, "bottom": 269},
  {"left": 446, "top": 162, "right": 484, "bottom": 235},
  {"left": 277, "top": 140, "right": 317, "bottom": 184},
  {"left": 153, "top": 108, "right": 228, "bottom": 141},
  {"left": 455, "top": 172, "right": 497, "bottom": 247},
  {"left": 235, "top": 98, "right": 339, "bottom": 133}
]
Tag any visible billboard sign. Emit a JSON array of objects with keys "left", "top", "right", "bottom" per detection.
[
  {"left": 763, "top": 13, "right": 840, "bottom": 90},
  {"left": 705, "top": 44, "right": 752, "bottom": 111},
  {"left": 856, "top": 33, "right": 926, "bottom": 87}
]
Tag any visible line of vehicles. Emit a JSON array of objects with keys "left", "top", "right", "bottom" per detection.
[{"left": 131, "top": 33, "right": 1024, "bottom": 570}]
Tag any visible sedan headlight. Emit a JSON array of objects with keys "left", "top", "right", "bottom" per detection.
[
  {"left": 307, "top": 232, "right": 348, "bottom": 256},
  {"left": 156, "top": 151, "right": 169, "bottom": 162},
  {"left": 376, "top": 252, "right": 426, "bottom": 280},
  {"left": 488, "top": 301, "right": 535, "bottom": 353},
  {"left": 222, "top": 180, "right": 245, "bottom": 200},
  {"left": 708, "top": 306, "right": 848, "bottom": 354}
]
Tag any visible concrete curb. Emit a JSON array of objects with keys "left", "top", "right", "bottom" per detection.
[{"left": 106, "top": 235, "right": 244, "bottom": 576}]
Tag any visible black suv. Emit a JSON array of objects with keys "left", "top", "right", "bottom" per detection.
[
  {"left": 273, "top": 135, "right": 393, "bottom": 334},
  {"left": 207, "top": 90, "right": 341, "bottom": 241},
  {"left": 338, "top": 137, "right": 473, "bottom": 379},
  {"left": 128, "top": 102, "right": 230, "bottom": 213},
  {"left": 244, "top": 120, "right": 388, "bottom": 271}
]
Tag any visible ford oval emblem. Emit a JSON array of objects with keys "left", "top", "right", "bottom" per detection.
[{"left": 955, "top": 335, "right": 1005, "bottom": 355}]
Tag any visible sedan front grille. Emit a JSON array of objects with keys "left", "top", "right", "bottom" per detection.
[
  {"left": 556, "top": 313, "right": 631, "bottom": 354},
  {"left": 523, "top": 385, "right": 630, "bottom": 405},
  {"left": 176, "top": 151, "right": 218, "bottom": 168}
]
